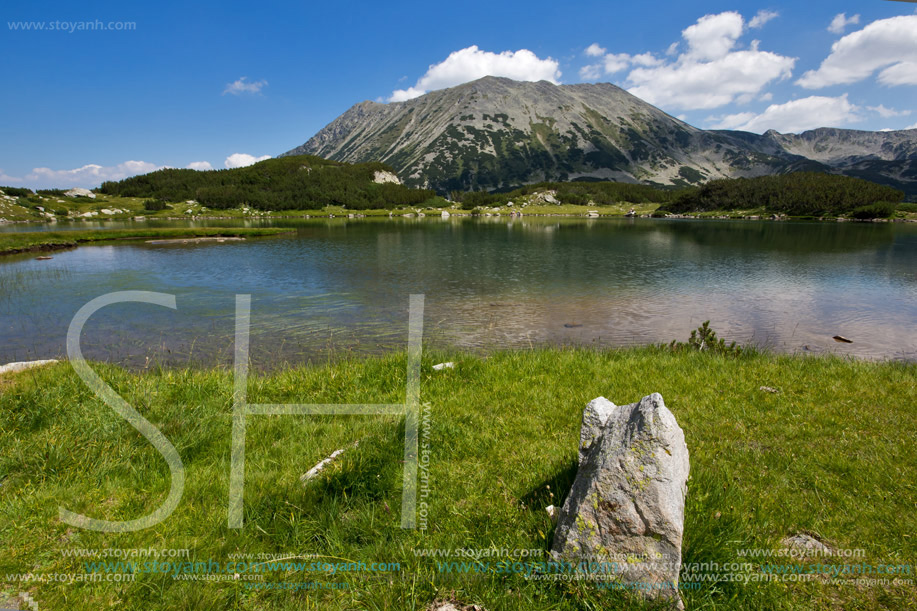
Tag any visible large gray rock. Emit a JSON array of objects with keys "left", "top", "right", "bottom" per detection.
[{"left": 552, "top": 393, "right": 689, "bottom": 608}]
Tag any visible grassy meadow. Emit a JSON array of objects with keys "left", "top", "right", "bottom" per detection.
[{"left": 1, "top": 348, "right": 915, "bottom": 610}]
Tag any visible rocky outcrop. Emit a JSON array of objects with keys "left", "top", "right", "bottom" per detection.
[
  {"left": 373, "top": 170, "right": 402, "bottom": 185},
  {"left": 64, "top": 188, "right": 96, "bottom": 199},
  {"left": 553, "top": 392, "right": 689, "bottom": 608}
]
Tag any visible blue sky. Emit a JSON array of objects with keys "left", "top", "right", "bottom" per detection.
[{"left": 1, "top": 0, "right": 915, "bottom": 188}]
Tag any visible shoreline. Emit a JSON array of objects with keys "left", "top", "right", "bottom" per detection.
[
  {"left": 0, "top": 227, "right": 293, "bottom": 257},
  {"left": 2, "top": 210, "right": 914, "bottom": 227}
]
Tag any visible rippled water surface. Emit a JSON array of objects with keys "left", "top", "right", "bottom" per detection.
[{"left": 1, "top": 217, "right": 915, "bottom": 367}]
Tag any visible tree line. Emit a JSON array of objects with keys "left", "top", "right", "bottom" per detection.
[
  {"left": 99, "top": 155, "right": 437, "bottom": 211},
  {"left": 660, "top": 173, "right": 904, "bottom": 216}
]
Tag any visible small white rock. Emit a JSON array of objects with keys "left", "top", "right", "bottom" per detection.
[
  {"left": 432, "top": 362, "right": 455, "bottom": 371},
  {"left": 0, "top": 360, "right": 59, "bottom": 376}
]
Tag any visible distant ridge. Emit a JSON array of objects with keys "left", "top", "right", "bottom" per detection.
[{"left": 283, "top": 76, "right": 917, "bottom": 196}]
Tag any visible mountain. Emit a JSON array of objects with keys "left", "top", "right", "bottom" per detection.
[{"left": 282, "top": 76, "right": 917, "bottom": 197}]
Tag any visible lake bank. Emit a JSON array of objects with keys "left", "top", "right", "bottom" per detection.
[{"left": 1, "top": 347, "right": 914, "bottom": 610}]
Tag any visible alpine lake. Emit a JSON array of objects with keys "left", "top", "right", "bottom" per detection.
[{"left": 1, "top": 215, "right": 915, "bottom": 368}]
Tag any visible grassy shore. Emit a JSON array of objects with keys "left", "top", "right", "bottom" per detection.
[
  {"left": 4, "top": 189, "right": 915, "bottom": 227},
  {"left": 0, "top": 227, "right": 294, "bottom": 256},
  {"left": 1, "top": 348, "right": 915, "bottom": 610}
]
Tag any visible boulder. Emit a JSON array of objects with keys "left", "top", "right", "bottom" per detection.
[
  {"left": 373, "top": 170, "right": 402, "bottom": 185},
  {"left": 552, "top": 393, "right": 689, "bottom": 608},
  {"left": 64, "top": 188, "right": 96, "bottom": 199}
]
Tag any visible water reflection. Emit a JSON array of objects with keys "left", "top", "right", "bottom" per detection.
[{"left": 0, "top": 217, "right": 914, "bottom": 368}]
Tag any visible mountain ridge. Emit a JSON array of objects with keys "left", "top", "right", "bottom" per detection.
[{"left": 283, "top": 76, "right": 917, "bottom": 196}]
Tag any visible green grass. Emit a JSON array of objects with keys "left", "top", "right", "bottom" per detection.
[
  {"left": 0, "top": 227, "right": 294, "bottom": 256},
  {"left": 1, "top": 348, "right": 915, "bottom": 610}
]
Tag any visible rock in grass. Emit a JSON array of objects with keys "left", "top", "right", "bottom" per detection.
[
  {"left": 552, "top": 393, "right": 689, "bottom": 609},
  {"left": 426, "top": 599, "right": 485, "bottom": 611},
  {"left": 432, "top": 362, "right": 455, "bottom": 371},
  {"left": 0, "top": 359, "right": 59, "bottom": 376},
  {"left": 781, "top": 533, "right": 833, "bottom": 555}
]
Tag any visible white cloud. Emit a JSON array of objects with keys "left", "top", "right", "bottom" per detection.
[
  {"left": 0, "top": 170, "right": 24, "bottom": 183},
  {"left": 749, "top": 10, "right": 779, "bottom": 29},
  {"left": 579, "top": 64, "right": 602, "bottom": 80},
  {"left": 388, "top": 45, "right": 561, "bottom": 102},
  {"left": 604, "top": 53, "right": 633, "bottom": 74},
  {"left": 877, "top": 61, "right": 917, "bottom": 86},
  {"left": 907, "top": 122, "right": 917, "bottom": 130},
  {"left": 223, "top": 77, "right": 268, "bottom": 96},
  {"left": 584, "top": 43, "right": 606, "bottom": 57},
  {"left": 617, "top": 11, "right": 795, "bottom": 110},
  {"left": 24, "top": 160, "right": 163, "bottom": 188},
  {"left": 706, "top": 112, "right": 757, "bottom": 130},
  {"left": 828, "top": 13, "right": 860, "bottom": 35},
  {"left": 631, "top": 52, "right": 663, "bottom": 67},
  {"left": 708, "top": 95, "right": 861, "bottom": 133},
  {"left": 0, "top": 161, "right": 165, "bottom": 188},
  {"left": 681, "top": 11, "right": 744, "bottom": 61},
  {"left": 868, "top": 105, "right": 910, "bottom": 118},
  {"left": 224, "top": 153, "right": 271, "bottom": 169},
  {"left": 187, "top": 161, "right": 214, "bottom": 171},
  {"left": 798, "top": 15, "right": 917, "bottom": 88}
]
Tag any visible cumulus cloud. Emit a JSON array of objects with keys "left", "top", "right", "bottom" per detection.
[
  {"left": 583, "top": 11, "right": 795, "bottom": 111},
  {"left": 0, "top": 161, "right": 164, "bottom": 188},
  {"left": 707, "top": 95, "right": 861, "bottom": 133},
  {"left": 907, "top": 122, "right": 917, "bottom": 130},
  {"left": 749, "top": 10, "right": 779, "bottom": 29},
  {"left": 798, "top": 15, "right": 917, "bottom": 88},
  {"left": 23, "top": 160, "right": 163, "bottom": 188},
  {"left": 187, "top": 161, "right": 214, "bottom": 171},
  {"left": 224, "top": 153, "right": 271, "bottom": 169},
  {"left": 388, "top": 45, "right": 561, "bottom": 102},
  {"left": 681, "top": 11, "right": 745, "bottom": 61},
  {"left": 627, "top": 18, "right": 795, "bottom": 110},
  {"left": 223, "top": 77, "right": 268, "bottom": 96},
  {"left": 584, "top": 43, "right": 606, "bottom": 57},
  {"left": 828, "top": 13, "right": 860, "bottom": 35},
  {"left": 579, "top": 64, "right": 603, "bottom": 80},
  {"left": 868, "top": 104, "right": 910, "bottom": 118}
]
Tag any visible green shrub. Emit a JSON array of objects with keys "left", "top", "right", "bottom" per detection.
[
  {"left": 896, "top": 202, "right": 917, "bottom": 213},
  {"left": 850, "top": 202, "right": 896, "bottom": 219},
  {"left": 0, "top": 186, "right": 33, "bottom": 197},
  {"left": 667, "top": 320, "right": 744, "bottom": 356},
  {"left": 143, "top": 198, "right": 168, "bottom": 211}
]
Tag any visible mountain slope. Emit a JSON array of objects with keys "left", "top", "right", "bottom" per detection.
[{"left": 283, "top": 76, "right": 917, "bottom": 196}]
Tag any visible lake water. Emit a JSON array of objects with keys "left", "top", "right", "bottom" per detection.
[{"left": 1, "top": 217, "right": 915, "bottom": 368}]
